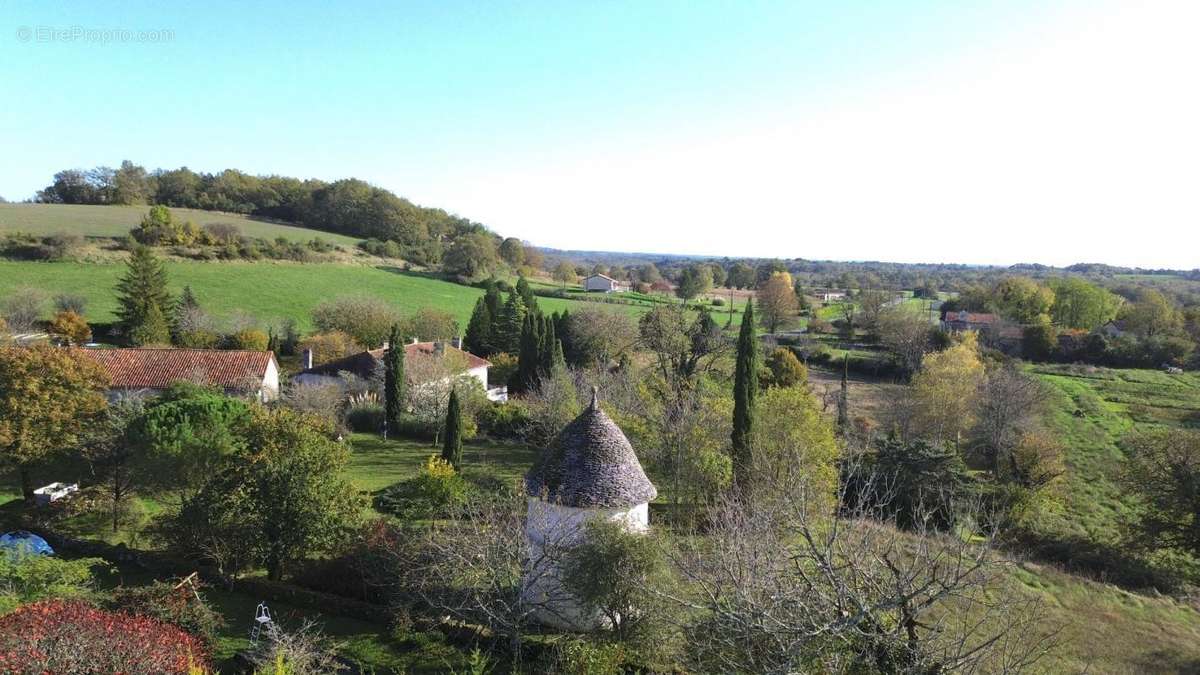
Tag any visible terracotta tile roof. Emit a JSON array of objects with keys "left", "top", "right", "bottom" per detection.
[
  {"left": 301, "top": 342, "right": 490, "bottom": 380},
  {"left": 82, "top": 348, "right": 275, "bottom": 390},
  {"left": 942, "top": 311, "right": 999, "bottom": 325}
]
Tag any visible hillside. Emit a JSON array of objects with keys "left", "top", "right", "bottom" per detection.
[
  {"left": 0, "top": 203, "right": 362, "bottom": 246},
  {"left": 0, "top": 260, "right": 638, "bottom": 332}
]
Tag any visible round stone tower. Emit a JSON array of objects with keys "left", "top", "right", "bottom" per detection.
[{"left": 521, "top": 388, "right": 658, "bottom": 631}]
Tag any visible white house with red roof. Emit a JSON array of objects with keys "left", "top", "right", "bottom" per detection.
[
  {"left": 294, "top": 338, "right": 503, "bottom": 400},
  {"left": 82, "top": 348, "right": 280, "bottom": 402}
]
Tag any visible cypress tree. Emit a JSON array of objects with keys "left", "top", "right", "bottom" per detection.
[
  {"left": 442, "top": 388, "right": 463, "bottom": 470},
  {"left": 732, "top": 300, "right": 759, "bottom": 494},
  {"left": 512, "top": 312, "right": 542, "bottom": 394},
  {"left": 464, "top": 297, "right": 493, "bottom": 356},
  {"left": 384, "top": 323, "right": 406, "bottom": 435},
  {"left": 116, "top": 245, "right": 172, "bottom": 342},
  {"left": 539, "top": 314, "right": 557, "bottom": 376}
]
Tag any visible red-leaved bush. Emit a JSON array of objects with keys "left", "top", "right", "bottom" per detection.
[{"left": 0, "top": 599, "right": 209, "bottom": 674}]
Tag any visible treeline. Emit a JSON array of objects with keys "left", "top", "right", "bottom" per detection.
[{"left": 35, "top": 161, "right": 493, "bottom": 265}]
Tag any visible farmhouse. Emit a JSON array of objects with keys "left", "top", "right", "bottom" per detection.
[
  {"left": 83, "top": 347, "right": 280, "bottom": 402},
  {"left": 522, "top": 388, "right": 657, "bottom": 631},
  {"left": 820, "top": 291, "right": 847, "bottom": 303},
  {"left": 581, "top": 274, "right": 627, "bottom": 293},
  {"left": 294, "top": 338, "right": 502, "bottom": 400},
  {"left": 941, "top": 310, "right": 999, "bottom": 333}
]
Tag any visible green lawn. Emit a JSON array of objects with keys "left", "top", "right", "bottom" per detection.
[
  {"left": 0, "top": 203, "right": 362, "bottom": 246},
  {"left": 348, "top": 433, "right": 536, "bottom": 494},
  {"left": 0, "top": 260, "right": 644, "bottom": 332}
]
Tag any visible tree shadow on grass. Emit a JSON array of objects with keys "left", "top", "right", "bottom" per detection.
[{"left": 1005, "top": 528, "right": 1184, "bottom": 594}]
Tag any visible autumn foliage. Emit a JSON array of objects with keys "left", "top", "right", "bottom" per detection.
[{"left": 0, "top": 599, "right": 208, "bottom": 674}]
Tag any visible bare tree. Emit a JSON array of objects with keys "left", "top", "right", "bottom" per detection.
[
  {"left": 662, "top": 470, "right": 1057, "bottom": 674},
  {"left": 877, "top": 305, "right": 933, "bottom": 376},
  {"left": 973, "top": 364, "right": 1052, "bottom": 477}
]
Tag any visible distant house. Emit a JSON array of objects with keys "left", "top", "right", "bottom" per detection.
[
  {"left": 294, "top": 338, "right": 503, "bottom": 401},
  {"left": 582, "top": 274, "right": 627, "bottom": 293},
  {"left": 941, "top": 310, "right": 1000, "bottom": 333},
  {"left": 820, "top": 292, "right": 847, "bottom": 303},
  {"left": 83, "top": 348, "right": 280, "bottom": 402},
  {"left": 1097, "top": 320, "right": 1129, "bottom": 339}
]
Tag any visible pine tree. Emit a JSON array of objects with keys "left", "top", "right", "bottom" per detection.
[
  {"left": 464, "top": 297, "right": 493, "bottom": 356},
  {"left": 732, "top": 300, "right": 759, "bottom": 494},
  {"left": 384, "top": 323, "right": 406, "bottom": 435},
  {"left": 441, "top": 388, "right": 463, "bottom": 470},
  {"left": 116, "top": 245, "right": 172, "bottom": 342},
  {"left": 495, "top": 292, "right": 527, "bottom": 354},
  {"left": 516, "top": 275, "right": 537, "bottom": 313},
  {"left": 176, "top": 285, "right": 200, "bottom": 317},
  {"left": 129, "top": 300, "right": 171, "bottom": 346}
]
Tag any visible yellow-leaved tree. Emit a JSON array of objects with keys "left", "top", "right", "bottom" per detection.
[
  {"left": 909, "top": 331, "right": 985, "bottom": 450},
  {"left": 0, "top": 345, "right": 109, "bottom": 501}
]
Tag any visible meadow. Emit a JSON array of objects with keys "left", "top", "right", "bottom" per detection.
[
  {"left": 0, "top": 259, "right": 644, "bottom": 333},
  {"left": 0, "top": 203, "right": 362, "bottom": 246}
]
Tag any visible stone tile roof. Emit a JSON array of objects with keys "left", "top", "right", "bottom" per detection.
[
  {"left": 525, "top": 389, "right": 657, "bottom": 508},
  {"left": 82, "top": 348, "right": 274, "bottom": 390}
]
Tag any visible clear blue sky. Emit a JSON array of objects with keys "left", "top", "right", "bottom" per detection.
[{"left": 3, "top": 1, "right": 1196, "bottom": 268}]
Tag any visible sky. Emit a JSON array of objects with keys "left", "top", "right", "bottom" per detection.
[{"left": 2, "top": 1, "right": 1197, "bottom": 268}]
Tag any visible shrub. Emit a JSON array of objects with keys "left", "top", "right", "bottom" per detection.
[
  {"left": 106, "top": 581, "right": 225, "bottom": 647},
  {"left": 227, "top": 328, "right": 269, "bottom": 351},
  {"left": 0, "top": 552, "right": 107, "bottom": 614},
  {"left": 312, "top": 295, "right": 401, "bottom": 348},
  {"left": 53, "top": 292, "right": 87, "bottom": 314},
  {"left": 478, "top": 400, "right": 530, "bottom": 439},
  {"left": 298, "top": 330, "right": 362, "bottom": 364},
  {"left": 374, "top": 455, "right": 472, "bottom": 519},
  {"left": 763, "top": 347, "right": 807, "bottom": 388},
  {"left": 346, "top": 401, "right": 385, "bottom": 434},
  {"left": 177, "top": 328, "right": 220, "bottom": 349},
  {"left": 0, "top": 599, "right": 209, "bottom": 674},
  {"left": 48, "top": 309, "right": 92, "bottom": 345},
  {"left": 487, "top": 352, "right": 518, "bottom": 386}
]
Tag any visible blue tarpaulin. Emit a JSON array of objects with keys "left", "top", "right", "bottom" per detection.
[{"left": 0, "top": 531, "right": 54, "bottom": 557}]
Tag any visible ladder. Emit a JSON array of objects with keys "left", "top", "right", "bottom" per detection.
[{"left": 248, "top": 602, "right": 272, "bottom": 647}]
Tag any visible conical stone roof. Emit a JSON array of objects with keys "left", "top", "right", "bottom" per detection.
[{"left": 525, "top": 389, "right": 658, "bottom": 508}]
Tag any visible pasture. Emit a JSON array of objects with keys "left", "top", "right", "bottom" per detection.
[
  {"left": 0, "top": 203, "right": 362, "bottom": 246},
  {"left": 0, "top": 260, "right": 644, "bottom": 332}
]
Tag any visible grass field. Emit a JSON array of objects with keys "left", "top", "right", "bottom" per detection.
[
  {"left": 347, "top": 433, "right": 536, "bottom": 494},
  {"left": 0, "top": 203, "right": 362, "bottom": 246},
  {"left": 0, "top": 260, "right": 644, "bottom": 332},
  {"left": 1028, "top": 365, "right": 1200, "bottom": 544}
]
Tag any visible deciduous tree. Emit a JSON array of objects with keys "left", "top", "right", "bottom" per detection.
[
  {"left": 0, "top": 345, "right": 108, "bottom": 501},
  {"left": 756, "top": 272, "right": 799, "bottom": 333}
]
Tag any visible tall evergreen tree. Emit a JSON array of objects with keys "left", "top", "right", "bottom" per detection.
[
  {"left": 732, "top": 301, "right": 759, "bottom": 494},
  {"left": 116, "top": 245, "right": 172, "bottom": 343},
  {"left": 129, "top": 300, "right": 171, "bottom": 346},
  {"left": 516, "top": 275, "right": 538, "bottom": 313},
  {"left": 441, "top": 388, "right": 463, "bottom": 470},
  {"left": 512, "top": 312, "right": 543, "bottom": 394},
  {"left": 464, "top": 297, "right": 493, "bottom": 356},
  {"left": 384, "top": 323, "right": 406, "bottom": 435},
  {"left": 495, "top": 292, "right": 527, "bottom": 354},
  {"left": 176, "top": 285, "right": 200, "bottom": 316},
  {"left": 538, "top": 314, "right": 557, "bottom": 376}
]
